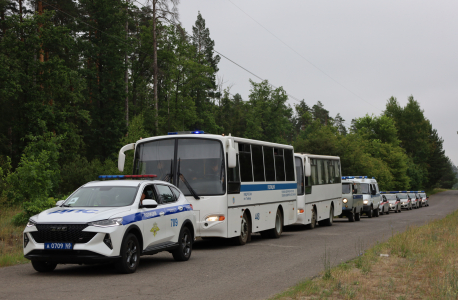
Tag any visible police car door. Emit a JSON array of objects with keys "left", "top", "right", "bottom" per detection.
[
  {"left": 140, "top": 184, "right": 169, "bottom": 249},
  {"left": 155, "top": 184, "right": 181, "bottom": 242}
]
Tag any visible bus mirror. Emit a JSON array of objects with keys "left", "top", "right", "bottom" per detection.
[
  {"left": 118, "top": 143, "right": 135, "bottom": 172},
  {"left": 228, "top": 146, "right": 237, "bottom": 168},
  {"left": 304, "top": 161, "right": 311, "bottom": 177}
]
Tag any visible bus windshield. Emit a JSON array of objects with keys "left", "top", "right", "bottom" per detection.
[
  {"left": 342, "top": 183, "right": 351, "bottom": 194},
  {"left": 133, "top": 138, "right": 225, "bottom": 196}
]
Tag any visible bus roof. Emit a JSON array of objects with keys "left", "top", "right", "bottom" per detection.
[
  {"left": 136, "top": 134, "right": 294, "bottom": 149},
  {"left": 294, "top": 153, "right": 340, "bottom": 160}
]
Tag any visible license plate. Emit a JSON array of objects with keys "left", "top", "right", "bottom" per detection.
[{"left": 44, "top": 242, "right": 73, "bottom": 250}]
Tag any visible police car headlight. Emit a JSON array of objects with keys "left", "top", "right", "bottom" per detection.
[
  {"left": 342, "top": 198, "right": 348, "bottom": 203},
  {"left": 26, "top": 219, "right": 37, "bottom": 227},
  {"left": 88, "top": 217, "right": 123, "bottom": 227},
  {"left": 363, "top": 200, "right": 368, "bottom": 204}
]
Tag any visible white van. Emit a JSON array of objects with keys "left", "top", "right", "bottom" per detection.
[{"left": 344, "top": 176, "right": 381, "bottom": 218}]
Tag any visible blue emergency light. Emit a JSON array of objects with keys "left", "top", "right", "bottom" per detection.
[{"left": 168, "top": 130, "right": 205, "bottom": 135}]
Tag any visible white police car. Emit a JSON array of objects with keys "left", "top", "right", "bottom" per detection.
[
  {"left": 23, "top": 175, "right": 196, "bottom": 274},
  {"left": 397, "top": 192, "right": 412, "bottom": 210},
  {"left": 380, "top": 192, "right": 402, "bottom": 213},
  {"left": 419, "top": 191, "right": 429, "bottom": 207}
]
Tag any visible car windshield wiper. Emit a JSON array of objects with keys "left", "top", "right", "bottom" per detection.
[
  {"left": 61, "top": 204, "right": 70, "bottom": 207},
  {"left": 178, "top": 158, "right": 200, "bottom": 200}
]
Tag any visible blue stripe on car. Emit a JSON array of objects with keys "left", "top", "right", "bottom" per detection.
[{"left": 122, "top": 204, "right": 192, "bottom": 225}]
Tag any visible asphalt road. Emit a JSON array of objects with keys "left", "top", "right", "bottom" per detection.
[{"left": 1, "top": 191, "right": 457, "bottom": 300}]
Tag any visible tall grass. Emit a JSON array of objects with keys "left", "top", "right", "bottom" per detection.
[
  {"left": 272, "top": 207, "right": 458, "bottom": 300},
  {"left": 0, "top": 206, "right": 29, "bottom": 267}
]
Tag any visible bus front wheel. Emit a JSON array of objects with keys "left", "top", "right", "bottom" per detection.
[{"left": 234, "top": 212, "right": 251, "bottom": 245}]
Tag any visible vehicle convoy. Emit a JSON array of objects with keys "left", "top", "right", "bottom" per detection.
[
  {"left": 294, "top": 154, "right": 342, "bottom": 227},
  {"left": 419, "top": 191, "right": 429, "bottom": 207},
  {"left": 339, "top": 177, "right": 363, "bottom": 222},
  {"left": 380, "top": 192, "right": 402, "bottom": 213},
  {"left": 119, "top": 131, "right": 297, "bottom": 245},
  {"left": 407, "top": 192, "right": 420, "bottom": 209},
  {"left": 344, "top": 176, "right": 381, "bottom": 218},
  {"left": 397, "top": 192, "right": 412, "bottom": 210},
  {"left": 23, "top": 177, "right": 196, "bottom": 273}
]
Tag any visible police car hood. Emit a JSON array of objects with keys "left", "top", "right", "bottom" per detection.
[{"left": 33, "top": 206, "right": 131, "bottom": 223}]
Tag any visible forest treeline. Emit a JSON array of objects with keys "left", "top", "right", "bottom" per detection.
[{"left": 0, "top": 0, "right": 456, "bottom": 222}]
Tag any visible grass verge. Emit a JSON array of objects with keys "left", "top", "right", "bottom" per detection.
[
  {"left": 0, "top": 206, "right": 29, "bottom": 267},
  {"left": 271, "top": 200, "right": 458, "bottom": 299}
]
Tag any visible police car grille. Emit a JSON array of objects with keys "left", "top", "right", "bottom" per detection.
[{"left": 31, "top": 224, "right": 97, "bottom": 243}]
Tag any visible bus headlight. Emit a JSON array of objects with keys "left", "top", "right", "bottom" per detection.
[
  {"left": 363, "top": 200, "right": 369, "bottom": 204},
  {"left": 342, "top": 198, "right": 348, "bottom": 203},
  {"left": 205, "top": 215, "right": 225, "bottom": 222}
]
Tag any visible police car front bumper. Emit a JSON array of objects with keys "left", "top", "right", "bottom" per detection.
[
  {"left": 24, "top": 249, "right": 120, "bottom": 264},
  {"left": 23, "top": 224, "right": 126, "bottom": 263}
]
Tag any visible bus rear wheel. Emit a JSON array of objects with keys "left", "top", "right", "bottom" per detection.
[
  {"left": 322, "top": 206, "right": 334, "bottom": 226},
  {"left": 234, "top": 212, "right": 250, "bottom": 245},
  {"left": 266, "top": 208, "right": 283, "bottom": 238}
]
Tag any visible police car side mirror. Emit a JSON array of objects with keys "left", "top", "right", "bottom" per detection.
[
  {"left": 142, "top": 199, "right": 158, "bottom": 208},
  {"left": 55, "top": 200, "right": 65, "bottom": 207}
]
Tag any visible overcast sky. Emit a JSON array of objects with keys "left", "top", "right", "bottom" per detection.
[{"left": 172, "top": 0, "right": 457, "bottom": 165}]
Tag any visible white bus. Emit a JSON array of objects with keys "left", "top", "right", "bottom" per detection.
[
  {"left": 294, "top": 153, "right": 343, "bottom": 228},
  {"left": 118, "top": 132, "right": 298, "bottom": 245}
]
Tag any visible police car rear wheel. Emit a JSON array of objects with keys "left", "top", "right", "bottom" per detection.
[
  {"left": 115, "top": 233, "right": 140, "bottom": 274},
  {"left": 31, "top": 260, "right": 57, "bottom": 272},
  {"left": 173, "top": 227, "right": 192, "bottom": 261}
]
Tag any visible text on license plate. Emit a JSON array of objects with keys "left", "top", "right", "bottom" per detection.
[{"left": 44, "top": 243, "right": 73, "bottom": 250}]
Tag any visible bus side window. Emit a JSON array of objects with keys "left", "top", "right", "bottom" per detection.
[
  {"left": 284, "top": 149, "right": 295, "bottom": 181},
  {"left": 274, "top": 148, "right": 285, "bottom": 181},
  {"left": 310, "top": 159, "right": 317, "bottom": 186},
  {"left": 252, "top": 144, "right": 265, "bottom": 182},
  {"left": 264, "top": 146, "right": 276, "bottom": 181},
  {"left": 238, "top": 143, "right": 253, "bottom": 182},
  {"left": 227, "top": 154, "right": 241, "bottom": 194}
]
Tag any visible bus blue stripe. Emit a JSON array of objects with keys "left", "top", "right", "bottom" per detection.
[{"left": 240, "top": 183, "right": 297, "bottom": 192}]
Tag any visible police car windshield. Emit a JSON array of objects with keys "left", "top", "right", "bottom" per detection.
[
  {"left": 64, "top": 186, "right": 137, "bottom": 207},
  {"left": 358, "top": 183, "right": 370, "bottom": 194},
  {"left": 384, "top": 194, "right": 397, "bottom": 200},
  {"left": 342, "top": 184, "right": 351, "bottom": 194},
  {"left": 408, "top": 193, "right": 416, "bottom": 198},
  {"left": 397, "top": 193, "right": 407, "bottom": 199}
]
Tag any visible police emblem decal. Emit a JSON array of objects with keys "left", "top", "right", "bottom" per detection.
[{"left": 150, "top": 222, "right": 160, "bottom": 236}]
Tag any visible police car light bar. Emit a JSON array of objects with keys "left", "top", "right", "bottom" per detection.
[
  {"left": 98, "top": 175, "right": 157, "bottom": 180},
  {"left": 380, "top": 192, "right": 386, "bottom": 194},
  {"left": 168, "top": 130, "right": 205, "bottom": 135}
]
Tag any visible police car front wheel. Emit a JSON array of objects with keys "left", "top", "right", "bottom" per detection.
[
  {"left": 32, "top": 260, "right": 57, "bottom": 273},
  {"left": 115, "top": 233, "right": 140, "bottom": 274}
]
